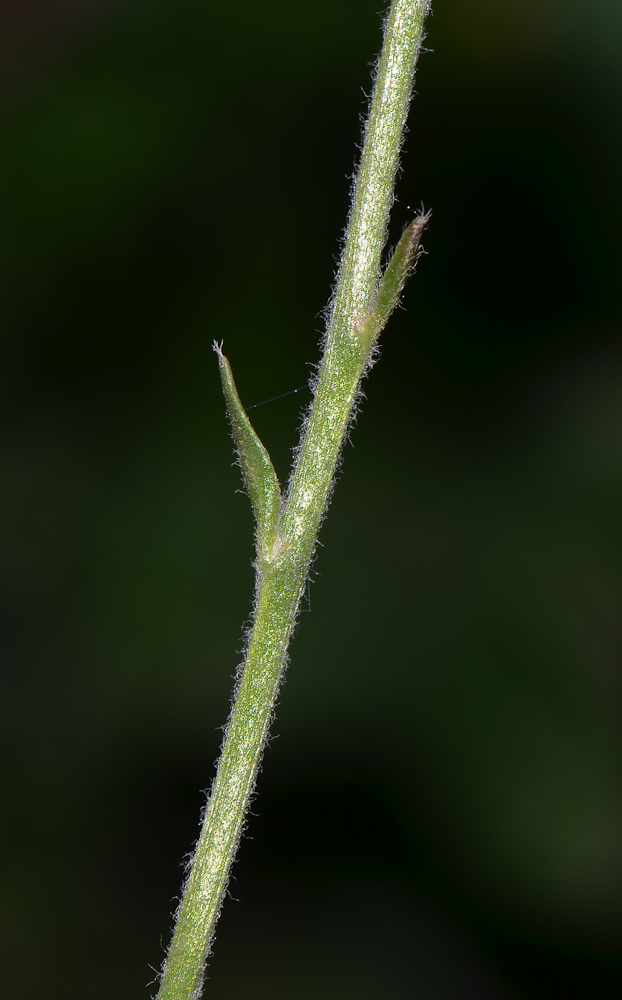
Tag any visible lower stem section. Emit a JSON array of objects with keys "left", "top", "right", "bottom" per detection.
[{"left": 156, "top": 564, "right": 302, "bottom": 999}]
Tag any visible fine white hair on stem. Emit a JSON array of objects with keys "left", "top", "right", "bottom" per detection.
[{"left": 157, "top": 6, "right": 431, "bottom": 997}]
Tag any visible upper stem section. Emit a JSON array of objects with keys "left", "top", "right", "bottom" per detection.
[
  {"left": 328, "top": 0, "right": 429, "bottom": 342},
  {"left": 281, "top": 1, "right": 429, "bottom": 554}
]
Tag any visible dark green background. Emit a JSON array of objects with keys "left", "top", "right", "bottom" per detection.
[{"left": 0, "top": 1, "right": 620, "bottom": 996}]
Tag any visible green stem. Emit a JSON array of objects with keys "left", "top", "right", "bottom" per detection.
[{"left": 157, "top": 3, "right": 429, "bottom": 996}]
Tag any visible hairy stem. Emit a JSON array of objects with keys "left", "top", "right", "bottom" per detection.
[{"left": 157, "top": 3, "right": 429, "bottom": 997}]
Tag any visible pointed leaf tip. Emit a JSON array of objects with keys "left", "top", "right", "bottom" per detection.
[{"left": 216, "top": 348, "right": 281, "bottom": 557}]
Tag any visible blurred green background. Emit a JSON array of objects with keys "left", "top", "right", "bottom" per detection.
[{"left": 0, "top": 1, "right": 621, "bottom": 996}]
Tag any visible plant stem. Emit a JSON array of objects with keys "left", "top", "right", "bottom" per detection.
[{"left": 157, "top": 3, "right": 429, "bottom": 997}]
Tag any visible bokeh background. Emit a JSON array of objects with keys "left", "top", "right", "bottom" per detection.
[{"left": 0, "top": 1, "right": 621, "bottom": 996}]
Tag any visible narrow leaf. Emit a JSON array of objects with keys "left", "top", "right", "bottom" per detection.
[
  {"left": 377, "top": 212, "right": 429, "bottom": 318},
  {"left": 214, "top": 343, "right": 281, "bottom": 554},
  {"left": 359, "top": 211, "right": 430, "bottom": 346}
]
